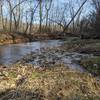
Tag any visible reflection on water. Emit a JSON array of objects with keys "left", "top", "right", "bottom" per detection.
[{"left": 0, "top": 40, "right": 62, "bottom": 65}]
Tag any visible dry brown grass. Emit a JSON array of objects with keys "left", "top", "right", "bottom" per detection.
[{"left": 0, "top": 63, "right": 100, "bottom": 100}]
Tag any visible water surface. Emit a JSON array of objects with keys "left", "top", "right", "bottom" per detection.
[
  {"left": 0, "top": 40, "right": 62, "bottom": 65},
  {"left": 0, "top": 40, "right": 91, "bottom": 72}
]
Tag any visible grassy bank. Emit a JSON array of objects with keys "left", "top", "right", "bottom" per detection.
[
  {"left": 60, "top": 37, "right": 100, "bottom": 76},
  {"left": 62, "top": 37, "right": 100, "bottom": 54},
  {"left": 80, "top": 56, "right": 100, "bottom": 76},
  {"left": 0, "top": 63, "right": 100, "bottom": 100}
]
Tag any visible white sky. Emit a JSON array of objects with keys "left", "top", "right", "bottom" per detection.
[{"left": 2, "top": 0, "right": 93, "bottom": 24}]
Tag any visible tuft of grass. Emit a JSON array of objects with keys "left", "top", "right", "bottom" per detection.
[
  {"left": 80, "top": 56, "right": 100, "bottom": 75},
  {"left": 30, "top": 71, "right": 42, "bottom": 79},
  {"left": 8, "top": 71, "right": 17, "bottom": 78}
]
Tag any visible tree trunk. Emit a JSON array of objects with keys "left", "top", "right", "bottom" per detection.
[
  {"left": 29, "top": 11, "right": 34, "bottom": 34},
  {"left": 39, "top": 0, "right": 42, "bottom": 33}
]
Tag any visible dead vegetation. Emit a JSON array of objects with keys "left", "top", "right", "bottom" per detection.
[{"left": 0, "top": 63, "right": 100, "bottom": 100}]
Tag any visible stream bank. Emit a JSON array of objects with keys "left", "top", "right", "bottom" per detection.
[
  {"left": 0, "top": 63, "right": 100, "bottom": 100},
  {"left": 0, "top": 38, "right": 100, "bottom": 99},
  {"left": 0, "top": 37, "right": 100, "bottom": 75}
]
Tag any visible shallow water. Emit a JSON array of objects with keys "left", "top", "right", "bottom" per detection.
[
  {"left": 0, "top": 40, "right": 63, "bottom": 65},
  {"left": 27, "top": 51, "right": 90, "bottom": 72},
  {"left": 0, "top": 40, "right": 92, "bottom": 72}
]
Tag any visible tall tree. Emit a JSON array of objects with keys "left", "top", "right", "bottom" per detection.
[
  {"left": 45, "top": 0, "right": 52, "bottom": 29},
  {"left": 29, "top": 1, "right": 40, "bottom": 33},
  {"left": 0, "top": 0, "right": 4, "bottom": 30},
  {"left": 39, "top": 0, "right": 42, "bottom": 33}
]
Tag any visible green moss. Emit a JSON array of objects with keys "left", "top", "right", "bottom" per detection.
[
  {"left": 30, "top": 72, "right": 42, "bottom": 79},
  {"left": 8, "top": 71, "right": 17, "bottom": 78}
]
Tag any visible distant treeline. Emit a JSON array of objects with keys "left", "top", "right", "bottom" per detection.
[{"left": 0, "top": 0, "right": 100, "bottom": 39}]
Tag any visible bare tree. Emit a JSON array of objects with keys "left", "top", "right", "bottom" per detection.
[
  {"left": 38, "top": 0, "right": 42, "bottom": 33},
  {"left": 0, "top": 0, "right": 4, "bottom": 30},
  {"left": 6, "top": 0, "right": 27, "bottom": 32},
  {"left": 29, "top": 1, "right": 40, "bottom": 33},
  {"left": 45, "top": 0, "right": 52, "bottom": 29},
  {"left": 63, "top": 0, "right": 88, "bottom": 33}
]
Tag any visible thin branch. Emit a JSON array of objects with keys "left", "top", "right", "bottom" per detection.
[{"left": 63, "top": 0, "right": 88, "bottom": 33}]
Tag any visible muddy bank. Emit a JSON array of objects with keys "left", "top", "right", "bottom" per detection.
[
  {"left": 0, "top": 32, "right": 66, "bottom": 45},
  {"left": 0, "top": 33, "right": 29, "bottom": 45},
  {"left": 77, "top": 47, "right": 100, "bottom": 56}
]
